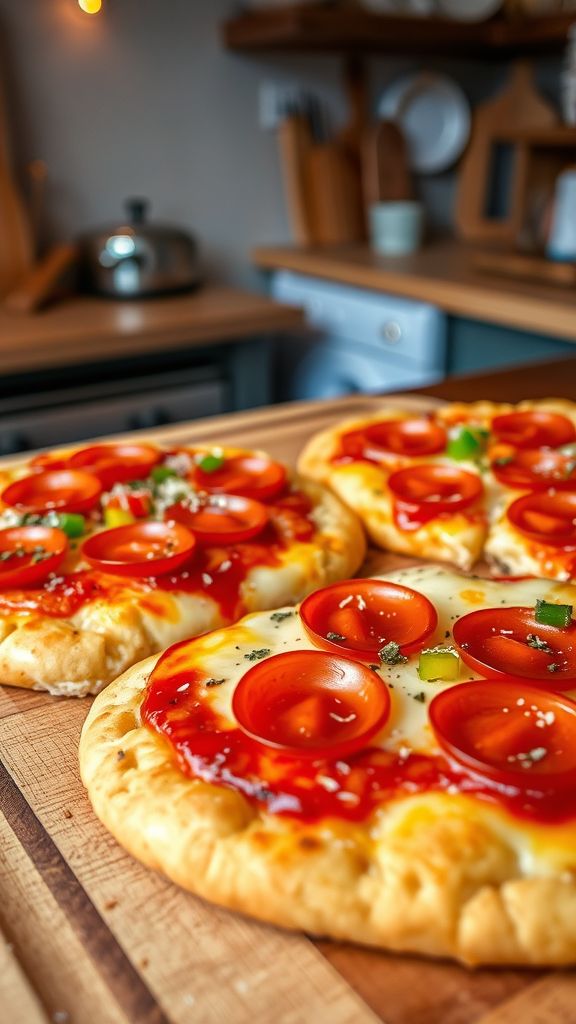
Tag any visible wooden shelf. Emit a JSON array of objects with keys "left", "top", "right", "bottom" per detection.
[
  {"left": 222, "top": 5, "right": 576, "bottom": 56},
  {"left": 494, "top": 126, "right": 576, "bottom": 145}
]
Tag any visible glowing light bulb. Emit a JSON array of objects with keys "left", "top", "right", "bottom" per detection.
[{"left": 78, "top": 0, "right": 102, "bottom": 13}]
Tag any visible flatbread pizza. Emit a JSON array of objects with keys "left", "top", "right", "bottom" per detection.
[
  {"left": 0, "top": 441, "right": 365, "bottom": 695},
  {"left": 298, "top": 399, "right": 576, "bottom": 579},
  {"left": 80, "top": 566, "right": 576, "bottom": 966}
]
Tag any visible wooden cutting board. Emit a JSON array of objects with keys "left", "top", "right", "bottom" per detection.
[
  {"left": 277, "top": 113, "right": 315, "bottom": 246},
  {"left": 362, "top": 121, "right": 412, "bottom": 206},
  {"left": 1, "top": 393, "right": 576, "bottom": 1024},
  {"left": 306, "top": 142, "right": 365, "bottom": 246},
  {"left": 455, "top": 63, "right": 557, "bottom": 246},
  {"left": 0, "top": 60, "right": 33, "bottom": 295}
]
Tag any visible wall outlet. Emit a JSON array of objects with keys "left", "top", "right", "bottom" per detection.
[{"left": 259, "top": 81, "right": 303, "bottom": 130}]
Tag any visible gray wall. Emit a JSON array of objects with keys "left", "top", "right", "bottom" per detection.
[
  {"left": 0, "top": 0, "right": 563, "bottom": 287},
  {"left": 1, "top": 0, "right": 295, "bottom": 285}
]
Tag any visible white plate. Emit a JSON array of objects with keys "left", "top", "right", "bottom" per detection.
[
  {"left": 435, "top": 0, "right": 503, "bottom": 21},
  {"left": 377, "top": 72, "right": 470, "bottom": 174}
]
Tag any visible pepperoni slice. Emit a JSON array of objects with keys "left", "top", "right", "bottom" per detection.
[
  {"left": 191, "top": 453, "right": 287, "bottom": 502},
  {"left": 166, "top": 494, "right": 268, "bottom": 545},
  {"left": 429, "top": 680, "right": 576, "bottom": 793},
  {"left": 491, "top": 411, "right": 576, "bottom": 450},
  {"left": 2, "top": 470, "right": 103, "bottom": 515},
  {"left": 340, "top": 418, "right": 446, "bottom": 462},
  {"left": 0, "top": 526, "right": 68, "bottom": 589},
  {"left": 29, "top": 452, "right": 70, "bottom": 471},
  {"left": 452, "top": 606, "right": 576, "bottom": 689},
  {"left": 388, "top": 464, "right": 483, "bottom": 530},
  {"left": 507, "top": 491, "right": 576, "bottom": 548},
  {"left": 492, "top": 449, "right": 576, "bottom": 491},
  {"left": 82, "top": 521, "right": 196, "bottom": 577},
  {"left": 69, "top": 443, "right": 161, "bottom": 489},
  {"left": 300, "top": 579, "right": 437, "bottom": 660},
  {"left": 232, "top": 650, "right": 391, "bottom": 757}
]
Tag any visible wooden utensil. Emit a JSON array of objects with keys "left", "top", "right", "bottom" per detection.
[
  {"left": 338, "top": 57, "right": 369, "bottom": 161},
  {"left": 278, "top": 112, "right": 315, "bottom": 246},
  {"left": 0, "top": 68, "right": 33, "bottom": 296},
  {"left": 3, "top": 242, "right": 79, "bottom": 314},
  {"left": 362, "top": 121, "right": 412, "bottom": 206},
  {"left": 455, "top": 62, "right": 557, "bottom": 244},
  {"left": 278, "top": 91, "right": 366, "bottom": 247}
]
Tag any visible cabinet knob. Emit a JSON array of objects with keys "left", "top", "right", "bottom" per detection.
[{"left": 381, "top": 321, "right": 402, "bottom": 345}]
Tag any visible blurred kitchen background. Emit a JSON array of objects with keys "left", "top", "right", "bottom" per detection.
[{"left": 1, "top": 0, "right": 576, "bottom": 453}]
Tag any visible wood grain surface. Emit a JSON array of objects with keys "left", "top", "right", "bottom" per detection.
[
  {"left": 0, "top": 286, "right": 303, "bottom": 375},
  {"left": 1, "top": 381, "right": 576, "bottom": 1024},
  {"left": 222, "top": 6, "right": 576, "bottom": 57},
  {"left": 454, "top": 63, "right": 556, "bottom": 246}
]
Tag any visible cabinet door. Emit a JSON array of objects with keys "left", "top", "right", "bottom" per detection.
[{"left": 447, "top": 318, "right": 574, "bottom": 375}]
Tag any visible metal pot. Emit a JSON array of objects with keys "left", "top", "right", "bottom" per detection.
[{"left": 80, "top": 198, "right": 202, "bottom": 298}]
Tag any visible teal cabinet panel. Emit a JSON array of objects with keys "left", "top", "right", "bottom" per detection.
[{"left": 447, "top": 318, "right": 574, "bottom": 375}]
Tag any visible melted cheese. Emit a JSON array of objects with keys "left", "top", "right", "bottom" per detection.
[
  {"left": 485, "top": 508, "right": 575, "bottom": 582},
  {"left": 183, "top": 566, "right": 576, "bottom": 877},
  {"left": 328, "top": 463, "right": 486, "bottom": 571}
]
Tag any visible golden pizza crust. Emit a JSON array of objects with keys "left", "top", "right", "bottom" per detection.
[
  {"left": 0, "top": 475, "right": 365, "bottom": 697},
  {"left": 80, "top": 568, "right": 576, "bottom": 966},
  {"left": 80, "top": 655, "right": 576, "bottom": 967},
  {"left": 435, "top": 397, "right": 576, "bottom": 430}
]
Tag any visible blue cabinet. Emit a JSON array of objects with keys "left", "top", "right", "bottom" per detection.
[{"left": 447, "top": 318, "right": 575, "bottom": 375}]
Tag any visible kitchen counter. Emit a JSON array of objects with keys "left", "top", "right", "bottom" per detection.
[
  {"left": 0, "top": 286, "right": 303, "bottom": 375},
  {"left": 253, "top": 241, "right": 576, "bottom": 344},
  {"left": 1, "top": 356, "right": 575, "bottom": 1024},
  {"left": 0, "top": 286, "right": 306, "bottom": 450}
]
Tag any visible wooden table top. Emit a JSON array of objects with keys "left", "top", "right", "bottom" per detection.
[
  {"left": 420, "top": 354, "right": 576, "bottom": 402},
  {"left": 2, "top": 358, "right": 576, "bottom": 1024},
  {"left": 0, "top": 286, "right": 304, "bottom": 375},
  {"left": 254, "top": 240, "right": 576, "bottom": 343}
]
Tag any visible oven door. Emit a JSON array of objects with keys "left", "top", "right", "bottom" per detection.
[{"left": 0, "top": 366, "right": 227, "bottom": 455}]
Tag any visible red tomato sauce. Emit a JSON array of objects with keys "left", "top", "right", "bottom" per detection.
[
  {"left": 0, "top": 491, "right": 315, "bottom": 621},
  {"left": 141, "top": 663, "right": 576, "bottom": 826},
  {"left": 159, "top": 536, "right": 282, "bottom": 620},
  {"left": 392, "top": 501, "right": 448, "bottom": 532},
  {"left": 0, "top": 571, "right": 106, "bottom": 617},
  {"left": 391, "top": 502, "right": 486, "bottom": 533}
]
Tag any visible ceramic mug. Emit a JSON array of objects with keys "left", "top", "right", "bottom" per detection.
[
  {"left": 546, "top": 169, "right": 576, "bottom": 262},
  {"left": 369, "top": 201, "right": 425, "bottom": 256}
]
